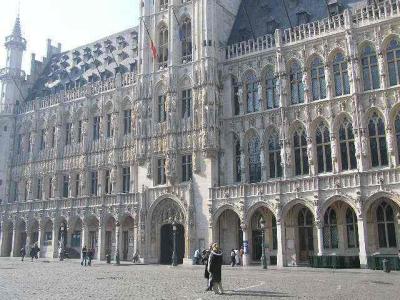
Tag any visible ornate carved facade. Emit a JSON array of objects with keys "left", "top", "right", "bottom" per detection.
[{"left": 0, "top": 0, "right": 400, "bottom": 267}]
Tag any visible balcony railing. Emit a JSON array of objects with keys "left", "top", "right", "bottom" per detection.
[
  {"left": 353, "top": 0, "right": 400, "bottom": 27},
  {"left": 16, "top": 72, "right": 137, "bottom": 115}
]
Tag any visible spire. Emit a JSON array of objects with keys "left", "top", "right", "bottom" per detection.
[{"left": 12, "top": 15, "right": 22, "bottom": 38}]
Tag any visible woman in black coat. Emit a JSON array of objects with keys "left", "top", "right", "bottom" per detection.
[
  {"left": 202, "top": 248, "right": 212, "bottom": 291},
  {"left": 208, "top": 244, "right": 223, "bottom": 295}
]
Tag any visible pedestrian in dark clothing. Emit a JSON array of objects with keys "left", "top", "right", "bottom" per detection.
[
  {"left": 230, "top": 249, "right": 236, "bottom": 267},
  {"left": 30, "top": 246, "right": 36, "bottom": 262},
  {"left": 20, "top": 247, "right": 26, "bottom": 261},
  {"left": 33, "top": 243, "right": 40, "bottom": 259},
  {"left": 208, "top": 243, "right": 223, "bottom": 295},
  {"left": 88, "top": 248, "right": 94, "bottom": 266},
  {"left": 81, "top": 246, "right": 88, "bottom": 266},
  {"left": 202, "top": 247, "right": 213, "bottom": 291}
]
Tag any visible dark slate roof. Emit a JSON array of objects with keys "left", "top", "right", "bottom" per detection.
[
  {"left": 28, "top": 27, "right": 139, "bottom": 100},
  {"left": 228, "top": 0, "right": 369, "bottom": 45}
]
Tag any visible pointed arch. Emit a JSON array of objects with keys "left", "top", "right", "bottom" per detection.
[{"left": 359, "top": 42, "right": 380, "bottom": 91}]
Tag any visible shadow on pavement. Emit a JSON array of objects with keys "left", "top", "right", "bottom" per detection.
[{"left": 224, "top": 290, "right": 292, "bottom": 297}]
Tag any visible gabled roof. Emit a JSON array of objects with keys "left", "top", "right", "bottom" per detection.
[{"left": 228, "top": 0, "right": 369, "bottom": 45}]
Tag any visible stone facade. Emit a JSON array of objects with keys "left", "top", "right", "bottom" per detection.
[{"left": 0, "top": 0, "right": 400, "bottom": 268}]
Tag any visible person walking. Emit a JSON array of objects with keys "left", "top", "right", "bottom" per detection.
[
  {"left": 202, "top": 246, "right": 213, "bottom": 291},
  {"left": 132, "top": 251, "right": 139, "bottom": 263},
  {"left": 230, "top": 249, "right": 235, "bottom": 267},
  {"left": 208, "top": 243, "right": 224, "bottom": 295},
  {"left": 20, "top": 247, "right": 26, "bottom": 261},
  {"left": 88, "top": 248, "right": 93, "bottom": 266},
  {"left": 234, "top": 249, "right": 240, "bottom": 266},
  {"left": 29, "top": 245, "right": 36, "bottom": 262},
  {"left": 194, "top": 249, "right": 200, "bottom": 265},
  {"left": 81, "top": 246, "right": 88, "bottom": 266},
  {"left": 239, "top": 247, "right": 244, "bottom": 266}
]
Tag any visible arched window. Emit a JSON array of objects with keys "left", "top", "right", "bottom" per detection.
[
  {"left": 361, "top": 45, "right": 380, "bottom": 91},
  {"left": 387, "top": 39, "right": 400, "bottom": 87},
  {"left": 268, "top": 132, "right": 282, "bottom": 178},
  {"left": 323, "top": 207, "right": 338, "bottom": 249},
  {"left": 339, "top": 119, "right": 357, "bottom": 171},
  {"left": 316, "top": 123, "right": 332, "bottom": 173},
  {"left": 368, "top": 112, "right": 388, "bottom": 167},
  {"left": 157, "top": 93, "right": 166, "bottom": 123},
  {"left": 232, "top": 77, "right": 240, "bottom": 116},
  {"left": 293, "top": 128, "right": 309, "bottom": 176},
  {"left": 158, "top": 25, "right": 168, "bottom": 66},
  {"left": 290, "top": 62, "right": 304, "bottom": 105},
  {"left": 234, "top": 137, "right": 241, "bottom": 182},
  {"left": 248, "top": 135, "right": 261, "bottom": 183},
  {"left": 298, "top": 207, "right": 314, "bottom": 257},
  {"left": 311, "top": 57, "right": 326, "bottom": 100},
  {"left": 159, "top": 0, "right": 168, "bottom": 11},
  {"left": 395, "top": 112, "right": 400, "bottom": 163},
  {"left": 181, "top": 18, "right": 192, "bottom": 63},
  {"left": 377, "top": 201, "right": 397, "bottom": 248},
  {"left": 333, "top": 53, "right": 350, "bottom": 96},
  {"left": 265, "top": 67, "right": 278, "bottom": 109},
  {"left": 346, "top": 208, "right": 359, "bottom": 248},
  {"left": 245, "top": 73, "right": 260, "bottom": 113}
]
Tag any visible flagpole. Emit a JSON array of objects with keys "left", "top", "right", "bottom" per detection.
[
  {"left": 281, "top": 0, "right": 293, "bottom": 29},
  {"left": 241, "top": 2, "right": 256, "bottom": 40},
  {"left": 142, "top": 18, "right": 157, "bottom": 59}
]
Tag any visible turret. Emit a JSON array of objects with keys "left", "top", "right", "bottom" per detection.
[{"left": 0, "top": 15, "right": 27, "bottom": 109}]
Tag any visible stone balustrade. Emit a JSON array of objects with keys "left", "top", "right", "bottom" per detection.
[{"left": 224, "top": 0, "right": 400, "bottom": 61}]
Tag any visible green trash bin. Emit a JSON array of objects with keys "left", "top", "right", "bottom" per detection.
[{"left": 382, "top": 259, "right": 391, "bottom": 273}]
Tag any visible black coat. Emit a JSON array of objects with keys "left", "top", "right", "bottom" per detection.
[
  {"left": 208, "top": 250, "right": 223, "bottom": 282},
  {"left": 202, "top": 251, "right": 210, "bottom": 279}
]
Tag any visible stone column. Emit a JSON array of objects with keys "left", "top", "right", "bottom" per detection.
[
  {"left": 98, "top": 222, "right": 105, "bottom": 260},
  {"left": 10, "top": 226, "right": 17, "bottom": 257},
  {"left": 37, "top": 220, "right": 44, "bottom": 258},
  {"left": 133, "top": 221, "right": 139, "bottom": 255},
  {"left": 276, "top": 221, "right": 285, "bottom": 268},
  {"left": 51, "top": 220, "right": 59, "bottom": 258},
  {"left": 81, "top": 221, "right": 88, "bottom": 252},
  {"left": 316, "top": 221, "right": 324, "bottom": 256},
  {"left": 357, "top": 217, "right": 369, "bottom": 268},
  {"left": 0, "top": 221, "right": 4, "bottom": 257},
  {"left": 240, "top": 224, "right": 250, "bottom": 267},
  {"left": 24, "top": 223, "right": 30, "bottom": 255}
]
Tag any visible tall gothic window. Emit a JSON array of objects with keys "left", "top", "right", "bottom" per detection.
[
  {"left": 36, "top": 178, "right": 42, "bottom": 200},
  {"left": 181, "top": 89, "right": 192, "bottom": 118},
  {"left": 91, "top": 171, "right": 98, "bottom": 196},
  {"left": 93, "top": 116, "right": 100, "bottom": 141},
  {"left": 159, "top": 0, "right": 168, "bottom": 11},
  {"left": 245, "top": 73, "right": 260, "bottom": 113},
  {"left": 77, "top": 120, "right": 83, "bottom": 142},
  {"left": 339, "top": 119, "right": 357, "bottom": 171},
  {"left": 123, "top": 109, "right": 132, "bottom": 135},
  {"left": 333, "top": 53, "right": 350, "bottom": 96},
  {"left": 311, "top": 57, "right": 326, "bottom": 100},
  {"left": 323, "top": 207, "right": 338, "bottom": 249},
  {"left": 157, "top": 158, "right": 166, "bottom": 185},
  {"left": 234, "top": 138, "right": 241, "bottom": 182},
  {"left": 395, "top": 112, "right": 400, "bottom": 163},
  {"left": 40, "top": 129, "right": 46, "bottom": 150},
  {"left": 122, "top": 167, "right": 130, "bottom": 193},
  {"left": 65, "top": 123, "right": 72, "bottom": 145},
  {"left": 181, "top": 18, "right": 192, "bottom": 63},
  {"left": 181, "top": 154, "right": 192, "bottom": 182},
  {"left": 316, "top": 123, "right": 332, "bottom": 173},
  {"left": 293, "top": 128, "right": 309, "bottom": 176},
  {"left": 158, "top": 95, "right": 166, "bottom": 123},
  {"left": 377, "top": 201, "right": 397, "bottom": 248},
  {"left": 361, "top": 45, "right": 380, "bottom": 91},
  {"left": 104, "top": 170, "right": 111, "bottom": 195},
  {"left": 346, "top": 208, "right": 359, "bottom": 248},
  {"left": 368, "top": 112, "right": 388, "bottom": 167},
  {"left": 248, "top": 135, "right": 261, "bottom": 183},
  {"left": 233, "top": 77, "right": 240, "bottom": 116},
  {"left": 265, "top": 67, "right": 278, "bottom": 109},
  {"left": 106, "top": 114, "right": 112, "bottom": 138},
  {"left": 158, "top": 26, "right": 168, "bottom": 66},
  {"left": 62, "top": 175, "right": 69, "bottom": 198},
  {"left": 290, "top": 61, "right": 304, "bottom": 104},
  {"left": 387, "top": 39, "right": 400, "bottom": 86},
  {"left": 268, "top": 132, "right": 282, "bottom": 178}
]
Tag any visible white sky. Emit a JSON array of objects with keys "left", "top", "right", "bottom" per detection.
[{"left": 0, "top": 0, "right": 140, "bottom": 74}]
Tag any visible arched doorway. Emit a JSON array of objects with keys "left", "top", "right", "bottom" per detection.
[
  {"left": 160, "top": 223, "right": 185, "bottom": 264},
  {"left": 284, "top": 203, "right": 316, "bottom": 266},
  {"left": 248, "top": 207, "right": 277, "bottom": 265},
  {"left": 214, "top": 209, "right": 242, "bottom": 264},
  {"left": 121, "top": 215, "right": 135, "bottom": 261},
  {"left": 1, "top": 221, "right": 13, "bottom": 256},
  {"left": 150, "top": 198, "right": 186, "bottom": 264}
]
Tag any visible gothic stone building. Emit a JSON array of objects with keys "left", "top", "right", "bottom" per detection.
[{"left": 1, "top": 0, "right": 400, "bottom": 268}]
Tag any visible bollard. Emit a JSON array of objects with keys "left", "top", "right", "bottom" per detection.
[{"left": 382, "top": 259, "right": 391, "bottom": 273}]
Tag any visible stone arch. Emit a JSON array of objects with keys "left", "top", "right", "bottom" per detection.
[
  {"left": 332, "top": 112, "right": 354, "bottom": 133},
  {"left": 358, "top": 40, "right": 378, "bottom": 56},
  {"left": 240, "top": 68, "right": 258, "bottom": 83},
  {"left": 319, "top": 195, "right": 358, "bottom": 219},
  {"left": 327, "top": 47, "right": 348, "bottom": 64},
  {"left": 287, "top": 58, "right": 303, "bottom": 71},
  {"left": 364, "top": 107, "right": 387, "bottom": 128},
  {"left": 245, "top": 201, "right": 277, "bottom": 227},
  {"left": 281, "top": 198, "right": 317, "bottom": 221},
  {"left": 120, "top": 213, "right": 135, "bottom": 261},
  {"left": 310, "top": 116, "right": 331, "bottom": 137},
  {"left": 212, "top": 204, "right": 242, "bottom": 226},
  {"left": 381, "top": 33, "right": 400, "bottom": 51},
  {"left": 288, "top": 120, "right": 308, "bottom": 137},
  {"left": 306, "top": 53, "right": 325, "bottom": 69},
  {"left": 363, "top": 191, "right": 400, "bottom": 216},
  {"left": 147, "top": 196, "right": 186, "bottom": 264}
]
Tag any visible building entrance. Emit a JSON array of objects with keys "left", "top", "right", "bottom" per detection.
[{"left": 160, "top": 224, "right": 184, "bottom": 264}]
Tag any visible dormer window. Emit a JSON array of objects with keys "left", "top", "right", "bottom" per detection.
[
  {"left": 160, "top": 0, "right": 168, "bottom": 11},
  {"left": 297, "top": 11, "right": 310, "bottom": 25},
  {"left": 266, "top": 20, "right": 279, "bottom": 34},
  {"left": 328, "top": 0, "right": 340, "bottom": 16}
]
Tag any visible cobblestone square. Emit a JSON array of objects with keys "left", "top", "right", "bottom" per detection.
[{"left": 0, "top": 258, "right": 398, "bottom": 300}]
